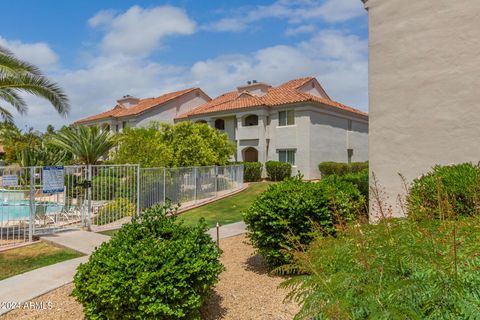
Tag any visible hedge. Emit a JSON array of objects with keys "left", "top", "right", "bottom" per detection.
[
  {"left": 243, "top": 162, "right": 263, "bottom": 182},
  {"left": 318, "top": 161, "right": 368, "bottom": 176},
  {"left": 73, "top": 203, "right": 223, "bottom": 319},
  {"left": 265, "top": 161, "right": 291, "bottom": 181}
]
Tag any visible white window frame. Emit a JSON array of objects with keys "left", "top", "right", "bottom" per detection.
[
  {"left": 278, "top": 149, "right": 296, "bottom": 165},
  {"left": 278, "top": 110, "right": 295, "bottom": 127}
]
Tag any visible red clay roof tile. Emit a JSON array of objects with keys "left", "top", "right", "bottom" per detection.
[
  {"left": 74, "top": 88, "right": 203, "bottom": 124},
  {"left": 176, "top": 77, "right": 367, "bottom": 119}
]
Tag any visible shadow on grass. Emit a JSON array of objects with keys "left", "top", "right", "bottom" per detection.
[{"left": 200, "top": 290, "right": 227, "bottom": 320}]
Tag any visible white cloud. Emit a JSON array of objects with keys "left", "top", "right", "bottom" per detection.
[
  {"left": 189, "top": 30, "right": 368, "bottom": 110},
  {"left": 205, "top": 0, "right": 365, "bottom": 32},
  {"left": 89, "top": 5, "right": 196, "bottom": 56},
  {"left": 11, "top": 29, "right": 367, "bottom": 131},
  {"left": 0, "top": 36, "right": 58, "bottom": 67},
  {"left": 285, "top": 24, "right": 316, "bottom": 36}
]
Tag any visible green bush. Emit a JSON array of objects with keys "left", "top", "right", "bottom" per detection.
[
  {"left": 278, "top": 217, "right": 480, "bottom": 319},
  {"left": 265, "top": 161, "right": 291, "bottom": 181},
  {"left": 318, "top": 161, "right": 368, "bottom": 176},
  {"left": 243, "top": 162, "right": 262, "bottom": 182},
  {"left": 335, "top": 169, "right": 369, "bottom": 202},
  {"left": 243, "top": 177, "right": 365, "bottom": 267},
  {"left": 74, "top": 203, "right": 223, "bottom": 319},
  {"left": 91, "top": 175, "right": 119, "bottom": 200},
  {"left": 407, "top": 163, "right": 480, "bottom": 220},
  {"left": 93, "top": 198, "right": 136, "bottom": 225}
]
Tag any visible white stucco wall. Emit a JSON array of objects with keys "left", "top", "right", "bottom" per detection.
[
  {"left": 308, "top": 109, "right": 368, "bottom": 179},
  {"left": 365, "top": 0, "right": 480, "bottom": 217},
  {"left": 134, "top": 91, "right": 209, "bottom": 127},
  {"left": 183, "top": 103, "right": 368, "bottom": 180}
]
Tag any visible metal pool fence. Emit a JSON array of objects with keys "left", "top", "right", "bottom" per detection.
[{"left": 0, "top": 164, "right": 243, "bottom": 249}]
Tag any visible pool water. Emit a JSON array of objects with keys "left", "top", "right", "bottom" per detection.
[{"left": 0, "top": 200, "right": 64, "bottom": 223}]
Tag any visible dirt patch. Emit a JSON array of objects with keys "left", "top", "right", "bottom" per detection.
[
  {"left": 200, "top": 234, "right": 299, "bottom": 319},
  {"left": 1, "top": 235, "right": 298, "bottom": 320},
  {"left": 0, "top": 283, "right": 83, "bottom": 320}
]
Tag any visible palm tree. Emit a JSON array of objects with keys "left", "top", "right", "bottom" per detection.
[
  {"left": 0, "top": 46, "right": 69, "bottom": 122},
  {"left": 50, "top": 125, "right": 116, "bottom": 165}
]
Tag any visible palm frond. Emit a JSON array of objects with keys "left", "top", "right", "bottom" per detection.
[
  {"left": 0, "top": 105, "right": 14, "bottom": 123},
  {"left": 0, "top": 88, "right": 27, "bottom": 114},
  {"left": 0, "top": 73, "right": 70, "bottom": 115},
  {"left": 0, "top": 46, "right": 42, "bottom": 76},
  {"left": 50, "top": 125, "right": 116, "bottom": 165}
]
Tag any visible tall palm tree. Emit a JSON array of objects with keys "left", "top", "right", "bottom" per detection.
[
  {"left": 0, "top": 46, "right": 69, "bottom": 122},
  {"left": 50, "top": 125, "right": 116, "bottom": 165}
]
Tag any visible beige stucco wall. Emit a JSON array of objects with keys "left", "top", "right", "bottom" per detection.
[{"left": 365, "top": 0, "right": 480, "bottom": 217}]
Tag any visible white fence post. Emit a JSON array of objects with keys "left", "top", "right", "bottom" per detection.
[
  {"left": 28, "top": 167, "right": 35, "bottom": 242},
  {"left": 163, "top": 168, "right": 166, "bottom": 203},
  {"left": 86, "top": 165, "right": 92, "bottom": 231},
  {"left": 136, "top": 165, "right": 141, "bottom": 217},
  {"left": 215, "top": 166, "right": 218, "bottom": 196},
  {"left": 194, "top": 167, "right": 198, "bottom": 203}
]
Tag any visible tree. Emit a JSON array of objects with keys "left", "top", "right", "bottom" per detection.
[
  {"left": 50, "top": 125, "right": 116, "bottom": 165},
  {"left": 113, "top": 125, "right": 172, "bottom": 167},
  {"left": 0, "top": 46, "right": 69, "bottom": 122},
  {"left": 112, "top": 122, "right": 235, "bottom": 167}
]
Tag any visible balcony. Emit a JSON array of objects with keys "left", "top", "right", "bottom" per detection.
[{"left": 237, "top": 125, "right": 260, "bottom": 140}]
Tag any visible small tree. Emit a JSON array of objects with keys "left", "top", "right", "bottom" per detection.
[
  {"left": 160, "top": 122, "right": 235, "bottom": 167},
  {"left": 113, "top": 125, "right": 172, "bottom": 167},
  {"left": 112, "top": 122, "right": 235, "bottom": 167},
  {"left": 50, "top": 125, "right": 116, "bottom": 165}
]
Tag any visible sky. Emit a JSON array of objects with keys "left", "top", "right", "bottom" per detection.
[{"left": 0, "top": 0, "right": 368, "bottom": 131}]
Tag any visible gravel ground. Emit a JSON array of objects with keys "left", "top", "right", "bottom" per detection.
[{"left": 1, "top": 234, "right": 299, "bottom": 320}]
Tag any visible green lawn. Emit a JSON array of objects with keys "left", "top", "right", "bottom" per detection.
[
  {"left": 0, "top": 242, "right": 83, "bottom": 280},
  {"left": 98, "top": 229, "right": 119, "bottom": 237},
  {"left": 179, "top": 181, "right": 272, "bottom": 228},
  {"left": 97, "top": 182, "right": 272, "bottom": 236}
]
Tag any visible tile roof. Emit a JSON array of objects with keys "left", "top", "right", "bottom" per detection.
[
  {"left": 176, "top": 77, "right": 367, "bottom": 119},
  {"left": 74, "top": 88, "right": 201, "bottom": 124}
]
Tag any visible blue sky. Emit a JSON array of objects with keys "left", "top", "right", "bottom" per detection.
[{"left": 0, "top": 0, "right": 368, "bottom": 131}]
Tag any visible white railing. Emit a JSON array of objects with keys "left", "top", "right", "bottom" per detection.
[{"left": 0, "top": 164, "right": 244, "bottom": 248}]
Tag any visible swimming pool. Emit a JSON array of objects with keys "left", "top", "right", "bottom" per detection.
[{"left": 0, "top": 200, "right": 64, "bottom": 223}]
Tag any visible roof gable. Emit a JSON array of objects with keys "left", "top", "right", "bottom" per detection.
[
  {"left": 177, "top": 76, "right": 367, "bottom": 119},
  {"left": 75, "top": 88, "right": 209, "bottom": 124}
]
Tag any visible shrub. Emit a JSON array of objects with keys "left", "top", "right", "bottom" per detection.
[
  {"left": 278, "top": 217, "right": 480, "bottom": 319},
  {"left": 243, "top": 162, "right": 262, "bottom": 182},
  {"left": 91, "top": 175, "right": 119, "bottom": 200},
  {"left": 318, "top": 161, "right": 368, "bottom": 176},
  {"left": 93, "top": 198, "right": 136, "bottom": 225},
  {"left": 336, "top": 169, "right": 369, "bottom": 201},
  {"left": 243, "top": 177, "right": 365, "bottom": 267},
  {"left": 73, "top": 203, "right": 223, "bottom": 319},
  {"left": 407, "top": 163, "right": 480, "bottom": 220},
  {"left": 265, "top": 161, "right": 291, "bottom": 181},
  {"left": 319, "top": 161, "right": 349, "bottom": 176}
]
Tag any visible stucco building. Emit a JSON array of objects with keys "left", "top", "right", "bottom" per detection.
[
  {"left": 177, "top": 77, "right": 368, "bottom": 180},
  {"left": 74, "top": 88, "right": 211, "bottom": 130},
  {"left": 363, "top": 0, "right": 480, "bottom": 216}
]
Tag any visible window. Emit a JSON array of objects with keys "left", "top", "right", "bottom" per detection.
[
  {"left": 244, "top": 114, "right": 258, "bottom": 126},
  {"left": 278, "top": 110, "right": 295, "bottom": 126},
  {"left": 278, "top": 149, "right": 296, "bottom": 165},
  {"left": 122, "top": 121, "right": 128, "bottom": 129},
  {"left": 348, "top": 149, "right": 353, "bottom": 164},
  {"left": 214, "top": 119, "right": 225, "bottom": 130},
  {"left": 115, "top": 124, "right": 119, "bottom": 132}
]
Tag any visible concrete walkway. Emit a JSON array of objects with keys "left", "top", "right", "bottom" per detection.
[{"left": 0, "top": 222, "right": 246, "bottom": 316}]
